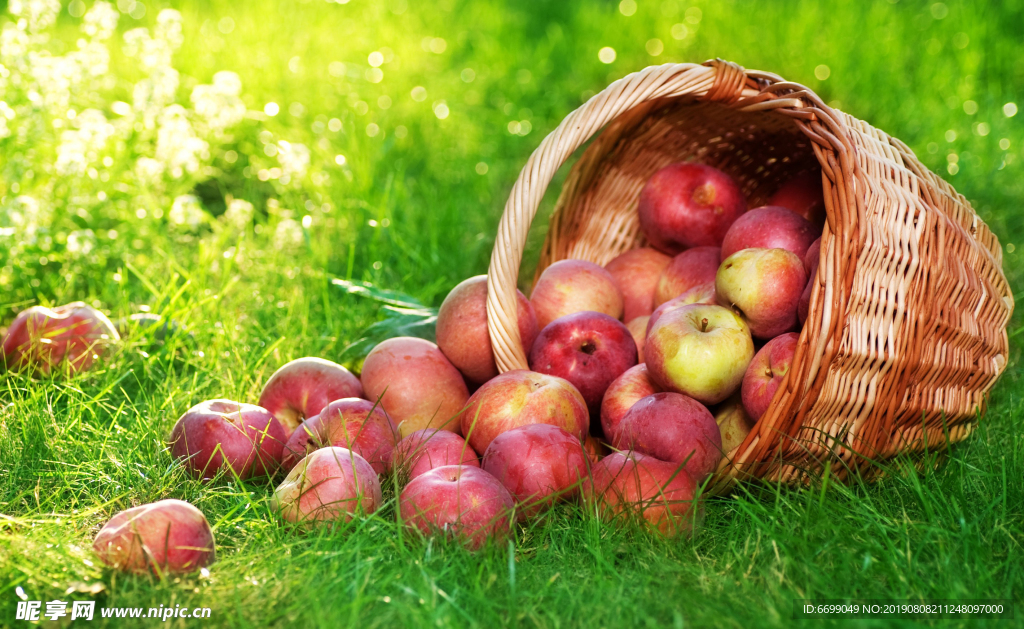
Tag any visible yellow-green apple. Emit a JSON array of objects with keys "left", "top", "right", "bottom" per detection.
[
  {"left": 714, "top": 396, "right": 755, "bottom": 453},
  {"left": 741, "top": 332, "right": 799, "bottom": 421},
  {"left": 169, "top": 399, "right": 286, "bottom": 480},
  {"left": 459, "top": 370, "right": 588, "bottom": 455},
  {"left": 604, "top": 248, "right": 672, "bottom": 321},
  {"left": 799, "top": 237, "right": 821, "bottom": 324},
  {"left": 391, "top": 429, "right": 479, "bottom": 480},
  {"left": 645, "top": 303, "right": 754, "bottom": 405},
  {"left": 615, "top": 392, "right": 721, "bottom": 483},
  {"left": 436, "top": 275, "right": 538, "bottom": 385},
  {"left": 482, "top": 423, "right": 588, "bottom": 518},
  {"left": 625, "top": 316, "right": 649, "bottom": 363},
  {"left": 716, "top": 248, "right": 807, "bottom": 339},
  {"left": 93, "top": 499, "right": 214, "bottom": 575},
  {"left": 271, "top": 447, "right": 382, "bottom": 525},
  {"left": 653, "top": 246, "right": 721, "bottom": 307},
  {"left": 360, "top": 337, "right": 469, "bottom": 437},
  {"left": 399, "top": 465, "right": 514, "bottom": 549},
  {"left": 600, "top": 364, "right": 661, "bottom": 445},
  {"left": 528, "top": 311, "right": 638, "bottom": 415},
  {"left": 583, "top": 451, "right": 702, "bottom": 537},
  {"left": 1, "top": 302, "right": 119, "bottom": 375},
  {"left": 638, "top": 162, "right": 747, "bottom": 254},
  {"left": 258, "top": 357, "right": 364, "bottom": 437},
  {"left": 282, "top": 398, "right": 398, "bottom": 474},
  {"left": 720, "top": 206, "right": 818, "bottom": 261},
  {"left": 647, "top": 283, "right": 717, "bottom": 335},
  {"left": 530, "top": 260, "right": 624, "bottom": 329},
  {"left": 768, "top": 170, "right": 826, "bottom": 228}
]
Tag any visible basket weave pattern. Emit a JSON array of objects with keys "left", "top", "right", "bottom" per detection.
[{"left": 485, "top": 60, "right": 1014, "bottom": 492}]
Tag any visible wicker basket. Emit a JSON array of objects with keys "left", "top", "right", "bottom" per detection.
[{"left": 484, "top": 59, "right": 1014, "bottom": 493}]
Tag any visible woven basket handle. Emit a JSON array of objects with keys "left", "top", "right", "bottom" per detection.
[{"left": 486, "top": 60, "right": 773, "bottom": 372}]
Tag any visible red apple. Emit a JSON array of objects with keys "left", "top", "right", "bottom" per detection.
[
  {"left": 1, "top": 302, "right": 119, "bottom": 375},
  {"left": 799, "top": 237, "right": 821, "bottom": 324},
  {"left": 584, "top": 451, "right": 702, "bottom": 537},
  {"left": 93, "top": 499, "right": 214, "bottom": 575},
  {"left": 604, "top": 248, "right": 672, "bottom": 322},
  {"left": 530, "top": 260, "right": 624, "bottom": 330},
  {"left": 391, "top": 429, "right": 479, "bottom": 480},
  {"left": 482, "top": 423, "right": 588, "bottom": 517},
  {"left": 271, "top": 447, "right": 382, "bottom": 524},
  {"left": 715, "top": 396, "right": 754, "bottom": 453},
  {"left": 360, "top": 337, "right": 469, "bottom": 437},
  {"left": 638, "top": 163, "right": 747, "bottom": 254},
  {"left": 625, "top": 316, "right": 648, "bottom": 363},
  {"left": 768, "top": 170, "right": 826, "bottom": 227},
  {"left": 716, "top": 248, "right": 806, "bottom": 339},
  {"left": 436, "top": 275, "right": 538, "bottom": 385},
  {"left": 647, "top": 283, "right": 717, "bottom": 335},
  {"left": 459, "top": 370, "right": 589, "bottom": 455},
  {"left": 653, "top": 246, "right": 721, "bottom": 308},
  {"left": 169, "top": 399, "right": 286, "bottom": 480},
  {"left": 741, "top": 332, "right": 799, "bottom": 421},
  {"left": 399, "top": 465, "right": 514, "bottom": 549},
  {"left": 258, "top": 357, "right": 364, "bottom": 437},
  {"left": 282, "top": 398, "right": 398, "bottom": 474},
  {"left": 615, "top": 392, "right": 721, "bottom": 483},
  {"left": 720, "top": 206, "right": 818, "bottom": 261},
  {"left": 600, "top": 364, "right": 661, "bottom": 445}
]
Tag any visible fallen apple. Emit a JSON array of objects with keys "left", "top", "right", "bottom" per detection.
[
  {"left": 600, "top": 363, "right": 661, "bottom": 445},
  {"left": 399, "top": 465, "right": 514, "bottom": 549},
  {"left": 530, "top": 259, "right": 624, "bottom": 330},
  {"left": 271, "top": 447, "right": 383, "bottom": 525},
  {"left": 615, "top": 392, "right": 721, "bottom": 483},
  {"left": 168, "top": 399, "right": 286, "bottom": 480},
  {"left": 1, "top": 302, "right": 119, "bottom": 375},
  {"left": 93, "top": 499, "right": 215, "bottom": 575},
  {"left": 282, "top": 398, "right": 398, "bottom": 474},
  {"left": 258, "top": 357, "right": 364, "bottom": 437},
  {"left": 391, "top": 428, "right": 480, "bottom": 480}
]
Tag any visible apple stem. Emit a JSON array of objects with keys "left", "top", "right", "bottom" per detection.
[{"left": 701, "top": 318, "right": 708, "bottom": 333}]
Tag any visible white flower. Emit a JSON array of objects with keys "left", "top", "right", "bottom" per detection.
[
  {"left": 55, "top": 109, "right": 116, "bottom": 176},
  {"left": 135, "top": 157, "right": 164, "bottom": 185},
  {"left": 8, "top": 0, "right": 61, "bottom": 33},
  {"left": 155, "top": 10, "right": 184, "bottom": 49},
  {"left": 276, "top": 140, "right": 310, "bottom": 180},
  {"left": 132, "top": 67, "right": 180, "bottom": 126},
  {"left": 169, "top": 194, "right": 208, "bottom": 230},
  {"left": 83, "top": 2, "right": 119, "bottom": 41},
  {"left": 274, "top": 217, "right": 304, "bottom": 249},
  {"left": 0, "top": 101, "right": 14, "bottom": 139},
  {"left": 1, "top": 195, "right": 50, "bottom": 241},
  {"left": 223, "top": 198, "right": 254, "bottom": 229},
  {"left": 123, "top": 27, "right": 174, "bottom": 72},
  {"left": 190, "top": 71, "right": 246, "bottom": 131},
  {"left": 66, "top": 229, "right": 96, "bottom": 256},
  {"left": 155, "top": 104, "right": 209, "bottom": 178}
]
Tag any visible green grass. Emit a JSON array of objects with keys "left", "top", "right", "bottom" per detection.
[{"left": 2, "top": 0, "right": 1023, "bottom": 627}]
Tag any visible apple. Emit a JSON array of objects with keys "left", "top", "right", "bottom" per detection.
[
  {"left": 741, "top": 332, "right": 799, "bottom": 421},
  {"left": 715, "top": 396, "right": 755, "bottom": 453},
  {"left": 530, "top": 259, "right": 624, "bottom": 330},
  {"left": 716, "top": 248, "right": 806, "bottom": 339},
  {"left": 529, "top": 311, "right": 638, "bottom": 415},
  {"left": 459, "top": 370, "right": 588, "bottom": 455},
  {"left": 399, "top": 465, "right": 514, "bottom": 549},
  {"left": 799, "top": 237, "right": 821, "bottom": 324},
  {"left": 653, "top": 246, "right": 722, "bottom": 307},
  {"left": 645, "top": 303, "right": 754, "bottom": 405},
  {"left": 282, "top": 398, "right": 398, "bottom": 474},
  {"left": 93, "top": 499, "right": 215, "bottom": 575},
  {"left": 391, "top": 429, "right": 479, "bottom": 480},
  {"left": 604, "top": 248, "right": 672, "bottom": 321},
  {"left": 719, "top": 206, "right": 818, "bottom": 261},
  {"left": 169, "top": 399, "right": 286, "bottom": 480},
  {"left": 638, "top": 162, "right": 747, "bottom": 254},
  {"left": 271, "top": 447, "right": 383, "bottom": 524},
  {"left": 625, "top": 316, "right": 649, "bottom": 363},
  {"left": 583, "top": 451, "right": 702, "bottom": 537},
  {"left": 258, "top": 357, "right": 364, "bottom": 437},
  {"left": 436, "top": 275, "right": 538, "bottom": 385},
  {"left": 615, "top": 392, "right": 721, "bottom": 483},
  {"left": 585, "top": 434, "right": 610, "bottom": 462},
  {"left": 600, "top": 364, "right": 661, "bottom": 445},
  {"left": 647, "top": 283, "right": 717, "bottom": 335},
  {"left": 361, "top": 337, "right": 469, "bottom": 437},
  {"left": 768, "top": 170, "right": 826, "bottom": 227},
  {"left": 482, "top": 423, "right": 589, "bottom": 517},
  {"left": 1, "top": 302, "right": 119, "bottom": 375}
]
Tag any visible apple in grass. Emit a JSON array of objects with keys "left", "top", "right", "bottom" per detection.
[
  {"left": 436, "top": 275, "right": 539, "bottom": 385},
  {"left": 528, "top": 311, "right": 638, "bottom": 416},
  {"left": 653, "top": 246, "right": 721, "bottom": 308},
  {"left": 271, "top": 447, "right": 383, "bottom": 525},
  {"left": 715, "top": 396, "right": 755, "bottom": 453},
  {"left": 716, "top": 248, "right": 807, "bottom": 339},
  {"left": 719, "top": 206, "right": 818, "bottom": 261},
  {"left": 258, "top": 357, "right": 364, "bottom": 438},
  {"left": 799, "top": 237, "right": 821, "bottom": 325},
  {"left": 282, "top": 398, "right": 398, "bottom": 474},
  {"left": 600, "top": 364, "right": 661, "bottom": 445},
  {"left": 94, "top": 499, "right": 215, "bottom": 575},
  {"left": 361, "top": 337, "right": 469, "bottom": 437},
  {"left": 459, "top": 370, "right": 588, "bottom": 455},
  {"left": 768, "top": 170, "right": 826, "bottom": 228},
  {"left": 399, "top": 465, "right": 514, "bottom": 549},
  {"left": 530, "top": 260, "right": 624, "bottom": 330},
  {"left": 615, "top": 392, "right": 721, "bottom": 483},
  {"left": 625, "top": 317, "right": 649, "bottom": 363},
  {"left": 169, "top": 400, "right": 287, "bottom": 480},
  {"left": 647, "top": 283, "right": 717, "bottom": 335},
  {"left": 391, "top": 429, "right": 479, "bottom": 480},
  {"left": 638, "top": 162, "right": 747, "bottom": 254},
  {"left": 645, "top": 304, "right": 754, "bottom": 405},
  {"left": 741, "top": 332, "right": 800, "bottom": 421},
  {"left": 1, "top": 302, "right": 119, "bottom": 375},
  {"left": 604, "top": 248, "right": 672, "bottom": 321}
]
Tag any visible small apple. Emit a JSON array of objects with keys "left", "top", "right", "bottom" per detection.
[
  {"left": 258, "top": 357, "right": 364, "bottom": 437},
  {"left": 399, "top": 465, "right": 514, "bottom": 549},
  {"left": 638, "top": 162, "right": 747, "bottom": 254},
  {"left": 391, "top": 429, "right": 479, "bottom": 480},
  {"left": 799, "top": 237, "right": 821, "bottom": 325},
  {"left": 282, "top": 398, "right": 398, "bottom": 474},
  {"left": 741, "top": 332, "right": 799, "bottom": 421},
  {"left": 360, "top": 337, "right": 469, "bottom": 437},
  {"left": 436, "top": 275, "right": 538, "bottom": 385},
  {"left": 93, "top": 499, "right": 215, "bottom": 575},
  {"left": 767, "top": 170, "right": 826, "bottom": 228},
  {"left": 600, "top": 364, "right": 661, "bottom": 445},
  {"left": 169, "top": 399, "right": 287, "bottom": 480},
  {"left": 615, "top": 392, "right": 721, "bottom": 483},
  {"left": 529, "top": 311, "right": 637, "bottom": 415},
  {"left": 530, "top": 260, "right": 624, "bottom": 330},
  {"left": 645, "top": 303, "right": 754, "bottom": 405},
  {"left": 719, "top": 206, "right": 818, "bottom": 261},
  {"left": 604, "top": 248, "right": 672, "bottom": 322},
  {"left": 653, "top": 246, "right": 721, "bottom": 307},
  {"left": 1, "top": 302, "right": 119, "bottom": 375},
  {"left": 715, "top": 396, "right": 755, "bottom": 453},
  {"left": 625, "top": 316, "right": 649, "bottom": 363},
  {"left": 647, "top": 283, "right": 717, "bottom": 335},
  {"left": 716, "top": 248, "right": 806, "bottom": 339},
  {"left": 271, "top": 447, "right": 383, "bottom": 525}
]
